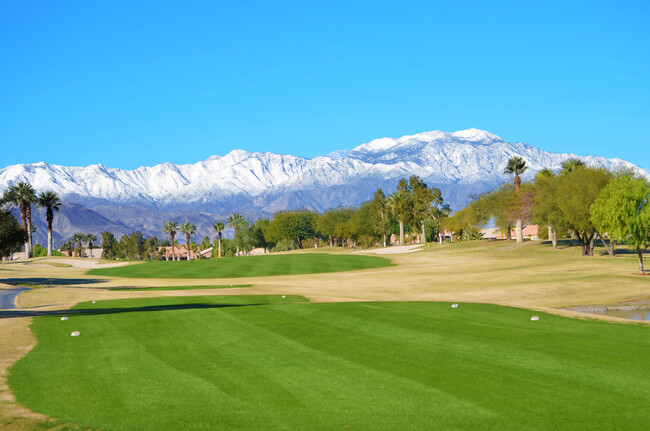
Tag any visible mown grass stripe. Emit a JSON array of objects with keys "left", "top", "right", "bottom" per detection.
[
  {"left": 86, "top": 253, "right": 393, "bottom": 279},
  {"left": 9, "top": 296, "right": 650, "bottom": 430}
]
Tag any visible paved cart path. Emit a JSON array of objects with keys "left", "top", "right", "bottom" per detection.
[{"left": 0, "top": 287, "right": 31, "bottom": 309}]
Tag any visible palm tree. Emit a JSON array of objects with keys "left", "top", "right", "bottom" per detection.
[
  {"left": 37, "top": 191, "right": 61, "bottom": 256},
  {"left": 71, "top": 233, "right": 85, "bottom": 257},
  {"left": 179, "top": 222, "right": 196, "bottom": 260},
  {"left": 2, "top": 182, "right": 37, "bottom": 257},
  {"left": 503, "top": 156, "right": 528, "bottom": 243},
  {"left": 504, "top": 157, "right": 528, "bottom": 192},
  {"left": 163, "top": 220, "right": 179, "bottom": 261},
  {"left": 85, "top": 233, "right": 97, "bottom": 259},
  {"left": 190, "top": 242, "right": 199, "bottom": 259},
  {"left": 60, "top": 240, "right": 75, "bottom": 257},
  {"left": 227, "top": 213, "right": 246, "bottom": 255},
  {"left": 213, "top": 221, "right": 225, "bottom": 258},
  {"left": 561, "top": 158, "right": 585, "bottom": 174}
]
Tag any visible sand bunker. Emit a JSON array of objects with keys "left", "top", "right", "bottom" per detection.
[
  {"left": 43, "top": 259, "right": 130, "bottom": 269},
  {"left": 354, "top": 244, "right": 424, "bottom": 255}
]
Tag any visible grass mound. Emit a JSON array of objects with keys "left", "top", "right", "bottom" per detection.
[
  {"left": 10, "top": 296, "right": 650, "bottom": 430},
  {"left": 87, "top": 253, "right": 393, "bottom": 279}
]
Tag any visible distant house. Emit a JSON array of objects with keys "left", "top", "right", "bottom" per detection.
[
  {"left": 480, "top": 225, "right": 540, "bottom": 240},
  {"left": 480, "top": 227, "right": 501, "bottom": 239},
  {"left": 8, "top": 251, "right": 27, "bottom": 260},
  {"left": 158, "top": 245, "right": 214, "bottom": 260},
  {"left": 159, "top": 245, "right": 189, "bottom": 260},
  {"left": 84, "top": 248, "right": 103, "bottom": 259}
]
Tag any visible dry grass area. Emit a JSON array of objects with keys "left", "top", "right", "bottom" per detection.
[
  {"left": 3, "top": 240, "right": 650, "bottom": 313},
  {"left": 0, "top": 318, "right": 48, "bottom": 430},
  {"left": 0, "top": 239, "right": 648, "bottom": 429}
]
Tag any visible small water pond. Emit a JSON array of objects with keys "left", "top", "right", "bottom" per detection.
[{"left": 588, "top": 309, "right": 650, "bottom": 321}]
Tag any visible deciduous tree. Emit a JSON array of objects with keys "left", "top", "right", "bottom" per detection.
[
  {"left": 392, "top": 178, "right": 413, "bottom": 245},
  {"left": 555, "top": 167, "right": 613, "bottom": 256},
  {"left": 316, "top": 207, "right": 354, "bottom": 247},
  {"left": 410, "top": 176, "right": 443, "bottom": 244},
  {"left": 590, "top": 175, "right": 650, "bottom": 273},
  {"left": 371, "top": 189, "right": 390, "bottom": 247}
]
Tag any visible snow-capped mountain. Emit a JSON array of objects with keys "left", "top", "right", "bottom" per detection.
[{"left": 1, "top": 128, "right": 647, "bottom": 246}]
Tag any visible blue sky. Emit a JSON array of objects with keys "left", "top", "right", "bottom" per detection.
[{"left": 2, "top": 0, "right": 649, "bottom": 170}]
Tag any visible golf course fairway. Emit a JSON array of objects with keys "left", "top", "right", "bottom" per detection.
[
  {"left": 87, "top": 253, "right": 393, "bottom": 278},
  {"left": 9, "top": 295, "right": 650, "bottom": 430}
]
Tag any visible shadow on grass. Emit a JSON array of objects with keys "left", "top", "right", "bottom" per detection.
[
  {"left": 1, "top": 278, "right": 107, "bottom": 287},
  {"left": 604, "top": 247, "right": 647, "bottom": 255},
  {"left": 0, "top": 302, "right": 267, "bottom": 319},
  {"left": 540, "top": 238, "right": 647, "bottom": 255}
]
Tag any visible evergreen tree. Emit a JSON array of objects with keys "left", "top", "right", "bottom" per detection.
[
  {"left": 101, "top": 232, "right": 118, "bottom": 259},
  {"left": 0, "top": 210, "right": 27, "bottom": 259}
]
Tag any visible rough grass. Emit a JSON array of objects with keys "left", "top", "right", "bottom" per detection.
[
  {"left": 86, "top": 253, "right": 393, "bottom": 279},
  {"left": 9, "top": 295, "right": 650, "bottom": 430}
]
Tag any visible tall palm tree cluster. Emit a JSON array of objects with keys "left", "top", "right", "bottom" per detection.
[
  {"left": 68, "top": 233, "right": 98, "bottom": 258},
  {"left": 1, "top": 182, "right": 101, "bottom": 259},
  {"left": 159, "top": 214, "right": 246, "bottom": 260},
  {"left": 162, "top": 220, "right": 198, "bottom": 260},
  {"left": 1, "top": 182, "right": 61, "bottom": 257}
]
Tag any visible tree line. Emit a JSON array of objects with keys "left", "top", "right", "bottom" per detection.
[
  {"left": 445, "top": 157, "right": 650, "bottom": 273},
  {"left": 0, "top": 174, "right": 448, "bottom": 261},
  {"left": 3, "top": 159, "right": 647, "bottom": 274},
  {"left": 151, "top": 176, "right": 450, "bottom": 260}
]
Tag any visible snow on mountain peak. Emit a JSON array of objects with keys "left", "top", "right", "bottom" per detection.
[
  {"left": 450, "top": 128, "right": 502, "bottom": 142},
  {"left": 351, "top": 128, "right": 503, "bottom": 154},
  {"left": 1, "top": 128, "right": 648, "bottom": 220}
]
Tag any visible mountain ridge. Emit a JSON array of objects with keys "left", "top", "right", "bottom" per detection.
[{"left": 2, "top": 129, "right": 648, "bottom": 246}]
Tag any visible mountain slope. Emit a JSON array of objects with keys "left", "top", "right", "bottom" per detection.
[{"left": 1, "top": 128, "right": 647, "bottom": 246}]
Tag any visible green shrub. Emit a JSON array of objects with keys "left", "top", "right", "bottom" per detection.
[
  {"left": 272, "top": 238, "right": 296, "bottom": 252},
  {"left": 357, "top": 235, "right": 378, "bottom": 249},
  {"left": 301, "top": 238, "right": 316, "bottom": 249},
  {"left": 32, "top": 244, "right": 64, "bottom": 257}
]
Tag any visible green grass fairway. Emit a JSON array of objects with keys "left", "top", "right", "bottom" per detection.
[
  {"left": 109, "top": 284, "right": 253, "bottom": 291},
  {"left": 9, "top": 296, "right": 650, "bottom": 430},
  {"left": 87, "top": 253, "right": 393, "bottom": 278}
]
